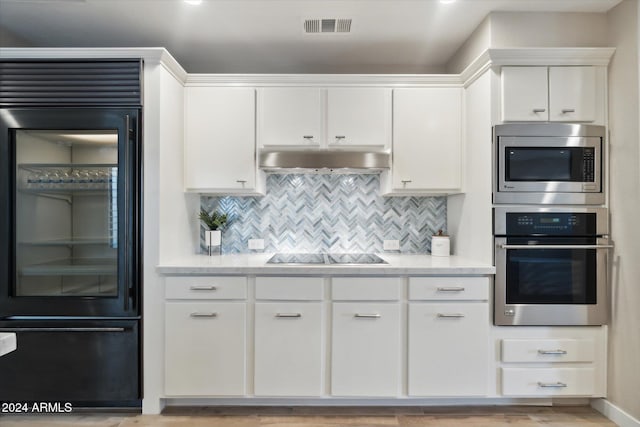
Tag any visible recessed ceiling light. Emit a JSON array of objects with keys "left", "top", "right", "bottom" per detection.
[{"left": 184, "top": 0, "right": 202, "bottom": 5}]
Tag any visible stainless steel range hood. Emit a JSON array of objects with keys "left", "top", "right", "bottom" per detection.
[{"left": 258, "top": 150, "right": 390, "bottom": 173}]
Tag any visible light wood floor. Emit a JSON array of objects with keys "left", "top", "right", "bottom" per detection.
[{"left": 0, "top": 406, "right": 618, "bottom": 426}]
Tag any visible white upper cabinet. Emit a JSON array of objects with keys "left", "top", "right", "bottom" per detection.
[
  {"left": 387, "top": 87, "right": 463, "bottom": 194},
  {"left": 257, "top": 87, "right": 324, "bottom": 148},
  {"left": 501, "top": 67, "right": 549, "bottom": 122},
  {"left": 501, "top": 66, "right": 601, "bottom": 123},
  {"left": 326, "top": 88, "right": 391, "bottom": 149},
  {"left": 257, "top": 87, "right": 391, "bottom": 150},
  {"left": 184, "top": 87, "right": 262, "bottom": 194},
  {"left": 548, "top": 67, "right": 597, "bottom": 122}
]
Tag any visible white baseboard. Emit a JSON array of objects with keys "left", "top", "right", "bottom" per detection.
[{"left": 592, "top": 398, "right": 640, "bottom": 427}]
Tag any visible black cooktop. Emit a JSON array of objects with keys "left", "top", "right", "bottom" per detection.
[{"left": 267, "top": 253, "right": 387, "bottom": 265}]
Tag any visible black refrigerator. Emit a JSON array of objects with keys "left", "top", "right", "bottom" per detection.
[{"left": 0, "top": 60, "right": 142, "bottom": 406}]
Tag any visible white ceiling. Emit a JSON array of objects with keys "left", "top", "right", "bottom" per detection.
[{"left": 0, "top": 0, "right": 623, "bottom": 73}]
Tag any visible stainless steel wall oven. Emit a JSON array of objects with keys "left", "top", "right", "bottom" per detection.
[
  {"left": 494, "top": 123, "right": 605, "bottom": 205},
  {"left": 494, "top": 207, "right": 611, "bottom": 326}
]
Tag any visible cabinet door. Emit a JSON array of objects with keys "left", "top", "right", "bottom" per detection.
[
  {"left": 257, "top": 87, "right": 323, "bottom": 147},
  {"left": 184, "top": 87, "right": 257, "bottom": 192},
  {"left": 331, "top": 302, "right": 400, "bottom": 397},
  {"left": 408, "top": 302, "right": 489, "bottom": 396},
  {"left": 392, "top": 88, "right": 462, "bottom": 192},
  {"left": 549, "top": 67, "right": 596, "bottom": 122},
  {"left": 165, "top": 302, "right": 246, "bottom": 396},
  {"left": 501, "top": 67, "right": 549, "bottom": 121},
  {"left": 327, "top": 88, "right": 391, "bottom": 149},
  {"left": 254, "top": 302, "right": 323, "bottom": 396}
]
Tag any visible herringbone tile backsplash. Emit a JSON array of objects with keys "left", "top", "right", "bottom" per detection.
[{"left": 201, "top": 174, "right": 446, "bottom": 254}]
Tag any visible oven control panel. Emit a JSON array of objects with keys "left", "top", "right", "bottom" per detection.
[{"left": 506, "top": 213, "right": 595, "bottom": 235}]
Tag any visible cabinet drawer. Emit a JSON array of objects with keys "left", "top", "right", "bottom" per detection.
[
  {"left": 409, "top": 277, "right": 489, "bottom": 301},
  {"left": 332, "top": 277, "right": 401, "bottom": 301},
  {"left": 256, "top": 277, "right": 324, "bottom": 300},
  {"left": 502, "top": 339, "right": 595, "bottom": 363},
  {"left": 501, "top": 367, "right": 595, "bottom": 397},
  {"left": 165, "top": 276, "right": 247, "bottom": 300}
]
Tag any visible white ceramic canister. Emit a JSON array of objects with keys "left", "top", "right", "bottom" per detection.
[{"left": 431, "top": 230, "right": 450, "bottom": 257}]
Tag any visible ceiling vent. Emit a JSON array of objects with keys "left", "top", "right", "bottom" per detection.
[{"left": 304, "top": 19, "right": 352, "bottom": 34}]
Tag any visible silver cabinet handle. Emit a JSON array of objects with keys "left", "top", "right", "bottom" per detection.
[
  {"left": 538, "top": 349, "right": 568, "bottom": 355},
  {"left": 437, "top": 313, "right": 465, "bottom": 318},
  {"left": 275, "top": 313, "right": 302, "bottom": 318},
  {"left": 500, "top": 244, "right": 614, "bottom": 250},
  {"left": 562, "top": 109, "right": 576, "bottom": 113},
  {"left": 538, "top": 382, "right": 567, "bottom": 388},
  {"left": 354, "top": 313, "right": 381, "bottom": 319},
  {"left": 533, "top": 108, "right": 546, "bottom": 113},
  {"left": 335, "top": 136, "right": 346, "bottom": 141},
  {"left": 236, "top": 179, "right": 247, "bottom": 184},
  {"left": 190, "top": 312, "right": 218, "bottom": 318},
  {"left": 303, "top": 135, "right": 314, "bottom": 140},
  {"left": 190, "top": 285, "right": 217, "bottom": 291},
  {"left": 401, "top": 180, "right": 412, "bottom": 184},
  {"left": 437, "top": 287, "right": 465, "bottom": 292}
]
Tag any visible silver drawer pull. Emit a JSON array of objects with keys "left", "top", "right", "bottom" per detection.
[
  {"left": 401, "top": 179, "right": 412, "bottom": 184},
  {"left": 437, "top": 287, "right": 465, "bottom": 292},
  {"left": 354, "top": 313, "right": 381, "bottom": 319},
  {"left": 533, "top": 108, "right": 546, "bottom": 113},
  {"left": 561, "top": 109, "right": 576, "bottom": 113},
  {"left": 236, "top": 180, "right": 247, "bottom": 184},
  {"left": 190, "top": 312, "right": 218, "bottom": 318},
  {"left": 335, "top": 136, "right": 346, "bottom": 141},
  {"left": 538, "top": 349, "right": 568, "bottom": 355},
  {"left": 303, "top": 135, "right": 314, "bottom": 140},
  {"left": 275, "top": 313, "right": 302, "bottom": 318},
  {"left": 190, "top": 285, "right": 217, "bottom": 291},
  {"left": 538, "top": 382, "right": 567, "bottom": 388},
  {"left": 437, "top": 313, "right": 465, "bottom": 318}
]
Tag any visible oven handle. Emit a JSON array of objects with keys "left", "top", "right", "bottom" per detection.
[{"left": 499, "top": 244, "right": 614, "bottom": 250}]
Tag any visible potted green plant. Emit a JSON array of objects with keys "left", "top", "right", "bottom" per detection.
[{"left": 198, "top": 208, "right": 228, "bottom": 255}]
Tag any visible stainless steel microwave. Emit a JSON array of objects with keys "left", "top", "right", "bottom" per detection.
[{"left": 494, "top": 124, "right": 605, "bottom": 205}]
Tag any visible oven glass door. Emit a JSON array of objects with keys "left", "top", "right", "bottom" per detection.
[{"left": 505, "top": 237, "right": 597, "bottom": 305}]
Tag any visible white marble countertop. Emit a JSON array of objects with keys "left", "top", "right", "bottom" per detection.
[
  {"left": 157, "top": 253, "right": 495, "bottom": 275},
  {"left": 0, "top": 332, "right": 17, "bottom": 357}
]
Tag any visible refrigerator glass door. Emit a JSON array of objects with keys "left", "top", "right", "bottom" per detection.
[
  {"left": 0, "top": 109, "right": 140, "bottom": 317},
  {"left": 15, "top": 130, "right": 119, "bottom": 297}
]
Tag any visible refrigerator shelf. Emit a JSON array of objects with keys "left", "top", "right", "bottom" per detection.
[
  {"left": 20, "top": 258, "right": 117, "bottom": 276},
  {"left": 20, "top": 238, "right": 111, "bottom": 246}
]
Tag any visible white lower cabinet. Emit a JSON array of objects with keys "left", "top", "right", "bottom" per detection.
[
  {"left": 501, "top": 367, "right": 595, "bottom": 397},
  {"left": 164, "top": 302, "right": 247, "bottom": 396},
  {"left": 331, "top": 302, "right": 401, "bottom": 397},
  {"left": 408, "top": 303, "right": 489, "bottom": 396},
  {"left": 496, "top": 327, "right": 606, "bottom": 398},
  {"left": 254, "top": 302, "right": 323, "bottom": 396}
]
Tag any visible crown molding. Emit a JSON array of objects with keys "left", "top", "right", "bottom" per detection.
[
  {"left": 0, "top": 46, "right": 615, "bottom": 88},
  {"left": 0, "top": 47, "right": 188, "bottom": 83},
  {"left": 485, "top": 47, "right": 616, "bottom": 67},
  {"left": 185, "top": 73, "right": 463, "bottom": 87}
]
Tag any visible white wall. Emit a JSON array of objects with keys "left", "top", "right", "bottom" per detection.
[
  {"left": 447, "top": 71, "right": 493, "bottom": 263},
  {"left": 446, "top": 17, "right": 491, "bottom": 74},
  {"left": 606, "top": 0, "right": 640, "bottom": 421},
  {"left": 489, "top": 12, "right": 608, "bottom": 48},
  {"left": 0, "top": 27, "right": 31, "bottom": 47}
]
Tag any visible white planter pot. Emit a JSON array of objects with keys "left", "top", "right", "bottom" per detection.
[{"left": 205, "top": 230, "right": 222, "bottom": 255}]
